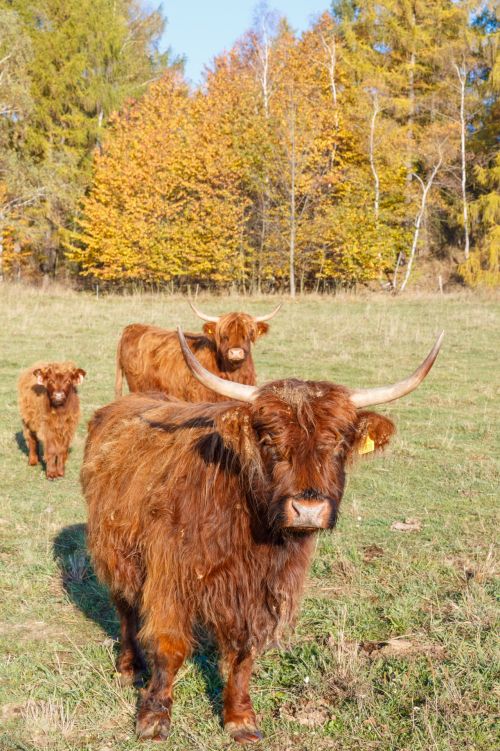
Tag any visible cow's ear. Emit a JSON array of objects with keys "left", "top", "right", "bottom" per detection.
[
  {"left": 33, "top": 368, "right": 47, "bottom": 385},
  {"left": 351, "top": 411, "right": 396, "bottom": 458},
  {"left": 72, "top": 368, "right": 86, "bottom": 385},
  {"left": 203, "top": 322, "right": 217, "bottom": 339},
  {"left": 255, "top": 321, "right": 269, "bottom": 339}
]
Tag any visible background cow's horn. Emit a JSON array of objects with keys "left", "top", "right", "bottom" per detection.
[
  {"left": 254, "top": 303, "right": 282, "bottom": 322},
  {"left": 349, "top": 331, "right": 444, "bottom": 408},
  {"left": 189, "top": 300, "right": 220, "bottom": 323},
  {"left": 177, "top": 328, "right": 258, "bottom": 402}
]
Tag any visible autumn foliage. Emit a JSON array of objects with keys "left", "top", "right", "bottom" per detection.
[{"left": 64, "top": 7, "right": 500, "bottom": 291}]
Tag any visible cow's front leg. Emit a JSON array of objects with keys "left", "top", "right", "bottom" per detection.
[
  {"left": 56, "top": 448, "right": 69, "bottom": 478},
  {"left": 45, "top": 442, "right": 58, "bottom": 479},
  {"left": 223, "top": 650, "right": 262, "bottom": 744},
  {"left": 136, "top": 636, "right": 188, "bottom": 741}
]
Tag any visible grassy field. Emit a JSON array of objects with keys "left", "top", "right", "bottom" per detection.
[{"left": 0, "top": 284, "right": 498, "bottom": 751}]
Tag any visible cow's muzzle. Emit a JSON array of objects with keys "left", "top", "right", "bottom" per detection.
[
  {"left": 51, "top": 391, "right": 66, "bottom": 405},
  {"left": 227, "top": 348, "right": 246, "bottom": 362},
  {"left": 284, "top": 492, "right": 334, "bottom": 530}
]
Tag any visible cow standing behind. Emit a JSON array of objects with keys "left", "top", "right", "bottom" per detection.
[
  {"left": 83, "top": 330, "right": 443, "bottom": 743},
  {"left": 114, "top": 302, "right": 281, "bottom": 401},
  {"left": 18, "top": 361, "right": 86, "bottom": 479}
]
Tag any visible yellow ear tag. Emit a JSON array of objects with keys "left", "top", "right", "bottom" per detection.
[{"left": 359, "top": 434, "right": 375, "bottom": 455}]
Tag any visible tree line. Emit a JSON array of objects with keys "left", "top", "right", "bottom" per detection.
[{"left": 1, "top": 1, "right": 499, "bottom": 293}]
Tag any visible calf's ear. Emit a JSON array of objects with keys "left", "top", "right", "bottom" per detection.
[
  {"left": 352, "top": 411, "right": 396, "bottom": 457},
  {"left": 255, "top": 321, "right": 270, "bottom": 339},
  {"left": 203, "top": 322, "right": 217, "bottom": 339},
  {"left": 72, "top": 368, "right": 86, "bottom": 385},
  {"left": 33, "top": 368, "right": 47, "bottom": 385}
]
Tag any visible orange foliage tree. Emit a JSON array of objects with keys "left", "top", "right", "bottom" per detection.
[{"left": 66, "top": 69, "right": 248, "bottom": 285}]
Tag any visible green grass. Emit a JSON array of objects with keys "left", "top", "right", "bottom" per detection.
[{"left": 0, "top": 284, "right": 498, "bottom": 751}]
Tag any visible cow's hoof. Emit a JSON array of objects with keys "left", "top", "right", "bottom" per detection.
[
  {"left": 117, "top": 653, "right": 147, "bottom": 687},
  {"left": 226, "top": 721, "right": 263, "bottom": 744},
  {"left": 115, "top": 668, "right": 134, "bottom": 687},
  {"left": 136, "top": 711, "right": 170, "bottom": 741},
  {"left": 46, "top": 473, "right": 58, "bottom": 480},
  {"left": 28, "top": 457, "right": 38, "bottom": 466},
  {"left": 136, "top": 698, "right": 171, "bottom": 742},
  {"left": 116, "top": 667, "right": 146, "bottom": 688},
  {"left": 231, "top": 728, "right": 264, "bottom": 744}
]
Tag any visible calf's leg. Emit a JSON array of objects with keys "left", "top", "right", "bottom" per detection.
[
  {"left": 113, "top": 595, "right": 147, "bottom": 686},
  {"left": 23, "top": 426, "right": 39, "bottom": 466},
  {"left": 223, "top": 650, "right": 262, "bottom": 744},
  {"left": 56, "top": 448, "right": 69, "bottom": 478},
  {"left": 45, "top": 442, "right": 59, "bottom": 480},
  {"left": 136, "top": 635, "right": 188, "bottom": 741}
]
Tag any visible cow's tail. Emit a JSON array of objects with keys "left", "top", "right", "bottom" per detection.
[{"left": 114, "top": 339, "right": 123, "bottom": 399}]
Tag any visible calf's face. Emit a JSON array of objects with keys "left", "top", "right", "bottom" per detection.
[
  {"left": 203, "top": 313, "right": 269, "bottom": 368},
  {"left": 33, "top": 364, "right": 86, "bottom": 407},
  {"left": 250, "top": 381, "right": 395, "bottom": 533}
]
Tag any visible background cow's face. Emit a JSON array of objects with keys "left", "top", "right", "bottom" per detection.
[
  {"left": 33, "top": 364, "right": 86, "bottom": 407},
  {"left": 250, "top": 381, "right": 395, "bottom": 533},
  {"left": 203, "top": 313, "right": 269, "bottom": 369}
]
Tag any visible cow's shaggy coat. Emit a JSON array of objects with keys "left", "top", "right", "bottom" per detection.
[
  {"left": 18, "top": 361, "right": 86, "bottom": 479},
  {"left": 114, "top": 313, "right": 271, "bottom": 401},
  {"left": 83, "top": 383, "right": 394, "bottom": 742}
]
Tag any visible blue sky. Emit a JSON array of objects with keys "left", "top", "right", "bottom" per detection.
[{"left": 161, "top": 1, "right": 329, "bottom": 84}]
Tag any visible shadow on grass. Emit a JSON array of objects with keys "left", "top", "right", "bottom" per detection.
[
  {"left": 53, "top": 523, "right": 118, "bottom": 638},
  {"left": 15, "top": 430, "right": 28, "bottom": 456},
  {"left": 52, "top": 523, "right": 225, "bottom": 724},
  {"left": 15, "top": 430, "right": 47, "bottom": 472}
]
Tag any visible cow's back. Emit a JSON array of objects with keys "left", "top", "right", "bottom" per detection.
[
  {"left": 116, "top": 324, "right": 252, "bottom": 402},
  {"left": 17, "top": 363, "right": 48, "bottom": 434},
  {"left": 117, "top": 324, "right": 217, "bottom": 400}
]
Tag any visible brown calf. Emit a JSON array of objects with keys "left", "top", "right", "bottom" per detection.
[
  {"left": 83, "top": 330, "right": 442, "bottom": 743},
  {"left": 114, "top": 302, "right": 281, "bottom": 401},
  {"left": 18, "top": 361, "right": 86, "bottom": 479}
]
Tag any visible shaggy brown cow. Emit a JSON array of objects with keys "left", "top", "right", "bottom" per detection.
[
  {"left": 18, "top": 361, "right": 86, "bottom": 479},
  {"left": 83, "top": 330, "right": 443, "bottom": 743},
  {"left": 114, "top": 301, "right": 281, "bottom": 401}
]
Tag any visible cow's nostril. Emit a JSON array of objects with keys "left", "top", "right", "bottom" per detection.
[
  {"left": 287, "top": 498, "right": 329, "bottom": 529},
  {"left": 228, "top": 348, "right": 245, "bottom": 361}
]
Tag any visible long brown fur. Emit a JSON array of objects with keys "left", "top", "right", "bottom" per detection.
[
  {"left": 82, "top": 381, "right": 395, "bottom": 742},
  {"left": 18, "top": 361, "right": 86, "bottom": 479},
  {"left": 114, "top": 313, "right": 270, "bottom": 401}
]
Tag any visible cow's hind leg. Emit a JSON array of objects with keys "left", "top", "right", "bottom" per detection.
[
  {"left": 136, "top": 635, "right": 188, "bottom": 741},
  {"left": 223, "top": 650, "right": 262, "bottom": 744},
  {"left": 113, "top": 595, "right": 147, "bottom": 686}
]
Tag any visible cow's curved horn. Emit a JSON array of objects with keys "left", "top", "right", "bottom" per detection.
[
  {"left": 254, "top": 303, "right": 282, "bottom": 323},
  {"left": 177, "top": 328, "right": 258, "bottom": 402},
  {"left": 349, "top": 332, "right": 444, "bottom": 409},
  {"left": 189, "top": 300, "right": 220, "bottom": 323}
]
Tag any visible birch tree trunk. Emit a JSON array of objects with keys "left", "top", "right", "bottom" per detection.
[
  {"left": 399, "top": 153, "right": 443, "bottom": 293},
  {"left": 252, "top": 10, "right": 275, "bottom": 293},
  {"left": 369, "top": 93, "right": 380, "bottom": 221},
  {"left": 454, "top": 63, "right": 470, "bottom": 260},
  {"left": 320, "top": 26, "right": 339, "bottom": 167}
]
